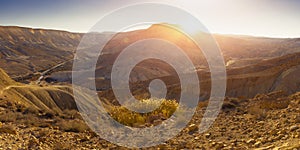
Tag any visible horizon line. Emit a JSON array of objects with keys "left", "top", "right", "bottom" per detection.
[{"left": 0, "top": 24, "right": 299, "bottom": 39}]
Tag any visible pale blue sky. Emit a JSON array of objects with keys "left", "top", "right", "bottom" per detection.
[{"left": 0, "top": 0, "right": 299, "bottom": 37}]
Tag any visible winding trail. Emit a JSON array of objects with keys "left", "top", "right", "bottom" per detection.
[
  {"left": 0, "top": 85, "right": 22, "bottom": 95},
  {"left": 11, "top": 59, "right": 73, "bottom": 84},
  {"left": 36, "top": 59, "right": 73, "bottom": 84}
]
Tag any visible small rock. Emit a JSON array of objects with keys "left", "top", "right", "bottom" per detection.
[
  {"left": 263, "top": 145, "right": 275, "bottom": 149},
  {"left": 254, "top": 141, "right": 261, "bottom": 147},
  {"left": 269, "top": 130, "right": 277, "bottom": 135},
  {"left": 257, "top": 121, "right": 265, "bottom": 125},
  {"left": 28, "top": 135, "right": 39, "bottom": 149},
  {"left": 275, "top": 134, "right": 284, "bottom": 140},
  {"left": 267, "top": 137, "right": 274, "bottom": 142},
  {"left": 281, "top": 135, "right": 288, "bottom": 140},
  {"left": 204, "top": 133, "right": 211, "bottom": 138},
  {"left": 246, "top": 139, "right": 255, "bottom": 144},
  {"left": 211, "top": 141, "right": 216, "bottom": 146},
  {"left": 280, "top": 114, "right": 286, "bottom": 118},
  {"left": 215, "top": 142, "right": 225, "bottom": 149},
  {"left": 290, "top": 125, "right": 299, "bottom": 131},
  {"left": 158, "top": 143, "right": 168, "bottom": 149},
  {"left": 187, "top": 124, "right": 199, "bottom": 134},
  {"left": 294, "top": 115, "right": 300, "bottom": 123}
]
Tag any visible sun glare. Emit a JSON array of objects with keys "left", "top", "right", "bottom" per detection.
[
  {"left": 178, "top": 23, "right": 202, "bottom": 35},
  {"left": 122, "top": 24, "right": 152, "bottom": 32}
]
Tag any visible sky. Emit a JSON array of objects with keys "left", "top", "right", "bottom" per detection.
[{"left": 0, "top": 0, "right": 300, "bottom": 38}]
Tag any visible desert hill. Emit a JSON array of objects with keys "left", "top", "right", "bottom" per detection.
[
  {"left": 1, "top": 25, "right": 300, "bottom": 100},
  {"left": 0, "top": 68, "right": 76, "bottom": 112},
  {"left": 0, "top": 26, "right": 81, "bottom": 77},
  {"left": 1, "top": 25, "right": 300, "bottom": 78}
]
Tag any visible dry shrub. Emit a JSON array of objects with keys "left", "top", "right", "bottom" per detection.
[
  {"left": 61, "top": 109, "right": 82, "bottom": 119},
  {"left": 229, "top": 98, "right": 241, "bottom": 105},
  {"left": 198, "top": 101, "right": 208, "bottom": 109},
  {"left": 0, "top": 125, "right": 17, "bottom": 134},
  {"left": 0, "top": 111, "right": 22, "bottom": 122},
  {"left": 248, "top": 92, "right": 290, "bottom": 120},
  {"left": 36, "top": 129, "right": 51, "bottom": 138},
  {"left": 23, "top": 106, "right": 39, "bottom": 115},
  {"left": 53, "top": 142, "right": 72, "bottom": 150},
  {"left": 247, "top": 106, "right": 267, "bottom": 120},
  {"left": 222, "top": 97, "right": 241, "bottom": 111},
  {"left": 253, "top": 90, "right": 290, "bottom": 110},
  {"left": 57, "top": 119, "right": 89, "bottom": 133},
  {"left": 108, "top": 99, "right": 187, "bottom": 126},
  {"left": 39, "top": 110, "right": 56, "bottom": 119},
  {"left": 0, "top": 110, "right": 51, "bottom": 128},
  {"left": 289, "top": 92, "right": 300, "bottom": 101},
  {"left": 222, "top": 101, "right": 236, "bottom": 110},
  {"left": 258, "top": 98, "right": 290, "bottom": 110},
  {"left": 22, "top": 114, "right": 52, "bottom": 128}
]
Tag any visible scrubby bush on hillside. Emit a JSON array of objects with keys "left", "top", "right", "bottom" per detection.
[
  {"left": 108, "top": 99, "right": 187, "bottom": 127},
  {"left": 61, "top": 109, "right": 82, "bottom": 119},
  {"left": 247, "top": 93, "right": 290, "bottom": 120},
  {"left": 247, "top": 106, "right": 267, "bottom": 120},
  {"left": 56, "top": 119, "right": 89, "bottom": 133},
  {"left": 259, "top": 98, "right": 290, "bottom": 110},
  {"left": 0, "top": 125, "right": 17, "bottom": 134}
]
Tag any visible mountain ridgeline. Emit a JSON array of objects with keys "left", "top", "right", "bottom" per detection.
[{"left": 0, "top": 25, "right": 300, "bottom": 101}]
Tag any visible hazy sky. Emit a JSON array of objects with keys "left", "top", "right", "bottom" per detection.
[{"left": 0, "top": 0, "right": 299, "bottom": 37}]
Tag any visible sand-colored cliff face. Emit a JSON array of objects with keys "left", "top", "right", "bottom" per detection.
[
  {"left": 271, "top": 65, "right": 300, "bottom": 93},
  {"left": 225, "top": 52, "right": 300, "bottom": 98},
  {"left": 126, "top": 52, "right": 300, "bottom": 100}
]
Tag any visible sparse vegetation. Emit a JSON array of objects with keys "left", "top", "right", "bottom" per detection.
[
  {"left": 56, "top": 119, "right": 89, "bottom": 133},
  {"left": 0, "top": 111, "right": 25, "bottom": 122},
  {"left": 108, "top": 99, "right": 187, "bottom": 127},
  {"left": 222, "top": 101, "right": 237, "bottom": 110},
  {"left": 22, "top": 106, "right": 40, "bottom": 115},
  {"left": 258, "top": 98, "right": 290, "bottom": 110},
  {"left": 248, "top": 91, "right": 291, "bottom": 120},
  {"left": 61, "top": 109, "right": 82, "bottom": 119},
  {"left": 53, "top": 142, "right": 72, "bottom": 150},
  {"left": 247, "top": 105, "right": 267, "bottom": 120},
  {"left": 0, "top": 125, "right": 17, "bottom": 134}
]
